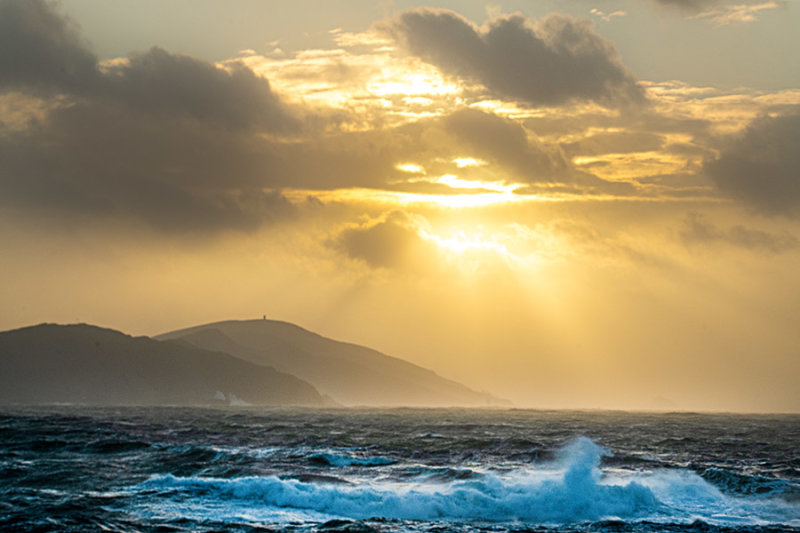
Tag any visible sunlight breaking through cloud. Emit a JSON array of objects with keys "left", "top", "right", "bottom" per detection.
[{"left": 2, "top": 0, "right": 800, "bottom": 413}]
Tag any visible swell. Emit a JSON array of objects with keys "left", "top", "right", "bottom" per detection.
[
  {"left": 701, "top": 466, "right": 800, "bottom": 500},
  {"left": 3, "top": 408, "right": 799, "bottom": 532}
]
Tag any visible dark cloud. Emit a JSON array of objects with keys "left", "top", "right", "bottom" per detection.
[
  {"left": 0, "top": 101, "right": 296, "bottom": 232},
  {"left": 0, "top": 0, "right": 645, "bottom": 233},
  {"left": 331, "top": 211, "right": 436, "bottom": 269},
  {"left": 0, "top": 0, "right": 99, "bottom": 94},
  {"left": 271, "top": 107, "right": 621, "bottom": 193},
  {"left": 389, "top": 108, "right": 631, "bottom": 193},
  {"left": 286, "top": 109, "right": 633, "bottom": 194},
  {"left": 0, "top": 0, "right": 300, "bottom": 232},
  {"left": 102, "top": 48, "right": 297, "bottom": 132},
  {"left": 680, "top": 212, "right": 798, "bottom": 253},
  {"left": 290, "top": 108, "right": 635, "bottom": 196},
  {"left": 705, "top": 110, "right": 800, "bottom": 215},
  {"left": 0, "top": 0, "right": 296, "bottom": 133},
  {"left": 442, "top": 108, "right": 570, "bottom": 180},
  {"left": 653, "top": 0, "right": 719, "bottom": 11},
  {"left": 383, "top": 8, "right": 644, "bottom": 107}
]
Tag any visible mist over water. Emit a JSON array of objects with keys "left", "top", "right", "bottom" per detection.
[{"left": 1, "top": 407, "right": 798, "bottom": 532}]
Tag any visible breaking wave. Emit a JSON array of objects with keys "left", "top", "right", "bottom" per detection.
[{"left": 136, "top": 437, "right": 800, "bottom": 527}]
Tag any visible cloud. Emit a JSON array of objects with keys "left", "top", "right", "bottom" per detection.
[
  {"left": 0, "top": 0, "right": 99, "bottom": 94},
  {"left": 680, "top": 212, "right": 799, "bottom": 252},
  {"left": 0, "top": 0, "right": 301, "bottom": 232},
  {"left": 590, "top": 8, "right": 627, "bottom": 22},
  {"left": 441, "top": 109, "right": 571, "bottom": 180},
  {"left": 0, "top": 100, "right": 299, "bottom": 232},
  {"left": 653, "top": 0, "right": 720, "bottom": 11},
  {"left": 102, "top": 48, "right": 298, "bottom": 132},
  {"left": 2, "top": 0, "right": 748, "bottom": 234},
  {"left": 331, "top": 211, "right": 437, "bottom": 269},
  {"left": 561, "top": 131, "right": 666, "bottom": 157},
  {"left": 383, "top": 108, "right": 634, "bottom": 194},
  {"left": 704, "top": 110, "right": 800, "bottom": 215},
  {"left": 652, "top": 0, "right": 780, "bottom": 23},
  {"left": 689, "top": 2, "right": 779, "bottom": 24},
  {"left": 382, "top": 8, "right": 644, "bottom": 108},
  {"left": 0, "top": 0, "right": 296, "bottom": 133},
  {"left": 275, "top": 107, "right": 627, "bottom": 194}
]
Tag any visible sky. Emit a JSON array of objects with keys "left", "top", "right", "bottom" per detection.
[{"left": 1, "top": 0, "right": 799, "bottom": 412}]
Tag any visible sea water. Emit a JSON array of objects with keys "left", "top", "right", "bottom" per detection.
[{"left": 1, "top": 407, "right": 798, "bottom": 532}]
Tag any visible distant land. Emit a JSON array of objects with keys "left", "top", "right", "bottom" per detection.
[
  {"left": 0, "top": 319, "right": 507, "bottom": 407},
  {"left": 157, "top": 319, "right": 506, "bottom": 407},
  {"left": 0, "top": 323, "right": 323, "bottom": 406}
]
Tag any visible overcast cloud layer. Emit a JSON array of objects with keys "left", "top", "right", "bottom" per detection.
[
  {"left": 0, "top": 0, "right": 306, "bottom": 231},
  {"left": 0, "top": 0, "right": 797, "bottom": 230},
  {"left": 0, "top": 0, "right": 661, "bottom": 233}
]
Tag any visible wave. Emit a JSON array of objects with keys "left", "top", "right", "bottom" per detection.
[
  {"left": 394, "top": 465, "right": 480, "bottom": 482},
  {"left": 307, "top": 452, "right": 396, "bottom": 467},
  {"left": 84, "top": 438, "right": 152, "bottom": 454},
  {"left": 701, "top": 467, "right": 800, "bottom": 499},
  {"left": 147, "top": 443, "right": 394, "bottom": 467},
  {"left": 133, "top": 437, "right": 799, "bottom": 527}
]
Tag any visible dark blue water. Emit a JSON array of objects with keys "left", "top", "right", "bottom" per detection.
[{"left": 1, "top": 407, "right": 798, "bottom": 532}]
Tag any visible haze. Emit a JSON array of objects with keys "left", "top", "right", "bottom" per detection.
[{"left": 1, "top": 0, "right": 799, "bottom": 412}]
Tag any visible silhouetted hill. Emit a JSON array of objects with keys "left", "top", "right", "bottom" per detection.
[
  {"left": 157, "top": 319, "right": 507, "bottom": 407},
  {"left": 0, "top": 323, "right": 323, "bottom": 406}
]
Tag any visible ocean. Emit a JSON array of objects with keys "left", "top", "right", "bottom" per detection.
[{"left": 1, "top": 407, "right": 798, "bottom": 532}]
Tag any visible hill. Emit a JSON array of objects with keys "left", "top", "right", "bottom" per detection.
[
  {"left": 157, "top": 319, "right": 506, "bottom": 407},
  {"left": 0, "top": 323, "right": 323, "bottom": 406}
]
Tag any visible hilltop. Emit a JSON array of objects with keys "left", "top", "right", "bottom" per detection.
[
  {"left": 0, "top": 323, "right": 323, "bottom": 406},
  {"left": 157, "top": 319, "right": 506, "bottom": 407}
]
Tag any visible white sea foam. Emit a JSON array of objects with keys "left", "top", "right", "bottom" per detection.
[{"left": 137, "top": 437, "right": 800, "bottom": 527}]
